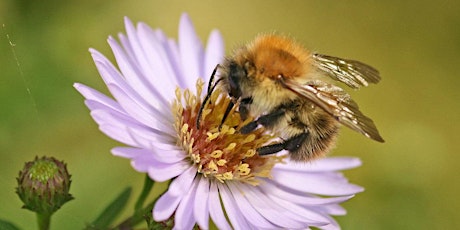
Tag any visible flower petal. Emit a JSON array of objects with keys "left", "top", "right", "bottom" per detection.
[
  {"left": 227, "top": 183, "right": 275, "bottom": 229},
  {"left": 254, "top": 189, "right": 330, "bottom": 227},
  {"left": 111, "top": 147, "right": 156, "bottom": 172},
  {"left": 90, "top": 109, "right": 173, "bottom": 148},
  {"left": 277, "top": 157, "right": 362, "bottom": 172},
  {"left": 124, "top": 17, "right": 176, "bottom": 99},
  {"left": 112, "top": 146, "right": 186, "bottom": 169},
  {"left": 204, "top": 29, "right": 224, "bottom": 81},
  {"left": 209, "top": 181, "right": 232, "bottom": 230},
  {"left": 97, "top": 124, "right": 140, "bottom": 148},
  {"left": 167, "top": 166, "right": 197, "bottom": 196},
  {"left": 74, "top": 83, "right": 123, "bottom": 113},
  {"left": 193, "top": 176, "right": 210, "bottom": 229},
  {"left": 316, "top": 204, "right": 347, "bottom": 216},
  {"left": 317, "top": 215, "right": 340, "bottom": 230},
  {"left": 174, "top": 177, "right": 199, "bottom": 230},
  {"left": 271, "top": 169, "right": 364, "bottom": 196},
  {"left": 153, "top": 191, "right": 181, "bottom": 221},
  {"left": 147, "top": 161, "right": 190, "bottom": 182},
  {"left": 219, "top": 183, "right": 251, "bottom": 229},
  {"left": 91, "top": 48, "right": 174, "bottom": 131},
  {"left": 178, "top": 13, "right": 204, "bottom": 88},
  {"left": 242, "top": 185, "right": 308, "bottom": 228},
  {"left": 150, "top": 148, "right": 187, "bottom": 164},
  {"left": 137, "top": 22, "right": 179, "bottom": 93},
  {"left": 260, "top": 180, "right": 354, "bottom": 206},
  {"left": 108, "top": 35, "right": 171, "bottom": 110}
]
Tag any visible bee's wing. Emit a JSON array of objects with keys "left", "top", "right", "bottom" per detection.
[
  {"left": 283, "top": 79, "right": 384, "bottom": 142},
  {"left": 312, "top": 53, "right": 381, "bottom": 89}
]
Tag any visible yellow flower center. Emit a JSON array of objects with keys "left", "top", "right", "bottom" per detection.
[{"left": 172, "top": 79, "right": 284, "bottom": 185}]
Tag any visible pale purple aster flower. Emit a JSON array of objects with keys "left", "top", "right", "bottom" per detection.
[{"left": 75, "top": 13, "right": 364, "bottom": 230}]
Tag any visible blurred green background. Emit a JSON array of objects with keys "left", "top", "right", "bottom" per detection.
[{"left": 1, "top": 0, "right": 459, "bottom": 229}]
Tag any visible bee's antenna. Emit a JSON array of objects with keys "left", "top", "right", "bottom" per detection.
[{"left": 196, "top": 65, "right": 221, "bottom": 128}]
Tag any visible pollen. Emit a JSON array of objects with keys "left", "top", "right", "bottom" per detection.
[{"left": 172, "top": 78, "right": 285, "bottom": 185}]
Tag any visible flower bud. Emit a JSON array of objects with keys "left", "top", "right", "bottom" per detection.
[{"left": 16, "top": 156, "right": 73, "bottom": 215}]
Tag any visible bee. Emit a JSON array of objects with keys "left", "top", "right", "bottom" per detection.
[{"left": 197, "top": 34, "right": 384, "bottom": 161}]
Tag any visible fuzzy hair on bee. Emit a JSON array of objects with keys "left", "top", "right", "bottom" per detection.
[{"left": 197, "top": 34, "right": 384, "bottom": 162}]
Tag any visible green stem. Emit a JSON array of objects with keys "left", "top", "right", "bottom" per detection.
[
  {"left": 112, "top": 174, "right": 157, "bottom": 229},
  {"left": 36, "top": 212, "right": 51, "bottom": 230},
  {"left": 114, "top": 199, "right": 156, "bottom": 229},
  {"left": 134, "top": 174, "right": 154, "bottom": 211},
  {"left": 112, "top": 176, "right": 172, "bottom": 229}
]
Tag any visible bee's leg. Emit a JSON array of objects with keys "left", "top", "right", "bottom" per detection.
[
  {"left": 240, "top": 108, "right": 285, "bottom": 134},
  {"left": 258, "top": 132, "right": 308, "bottom": 156},
  {"left": 257, "top": 143, "right": 285, "bottom": 155},
  {"left": 284, "top": 132, "right": 309, "bottom": 151}
]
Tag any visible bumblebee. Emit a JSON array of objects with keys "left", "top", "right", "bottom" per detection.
[{"left": 198, "top": 34, "right": 384, "bottom": 161}]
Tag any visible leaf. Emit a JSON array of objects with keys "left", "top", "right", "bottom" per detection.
[
  {"left": 86, "top": 187, "right": 132, "bottom": 229},
  {"left": 0, "top": 220, "right": 21, "bottom": 230}
]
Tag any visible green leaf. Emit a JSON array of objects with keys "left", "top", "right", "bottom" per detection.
[
  {"left": 86, "top": 187, "right": 132, "bottom": 229},
  {"left": 0, "top": 220, "right": 21, "bottom": 230}
]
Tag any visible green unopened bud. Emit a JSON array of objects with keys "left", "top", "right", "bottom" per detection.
[{"left": 16, "top": 156, "right": 73, "bottom": 215}]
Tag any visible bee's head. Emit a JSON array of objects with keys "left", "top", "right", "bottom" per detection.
[
  {"left": 209, "top": 59, "right": 250, "bottom": 129},
  {"left": 225, "top": 61, "right": 245, "bottom": 100},
  {"left": 196, "top": 60, "right": 248, "bottom": 129}
]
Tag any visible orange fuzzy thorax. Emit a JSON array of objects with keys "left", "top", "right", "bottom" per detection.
[{"left": 248, "top": 34, "right": 312, "bottom": 80}]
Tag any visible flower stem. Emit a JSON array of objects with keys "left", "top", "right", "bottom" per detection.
[
  {"left": 134, "top": 174, "right": 154, "bottom": 211},
  {"left": 114, "top": 199, "right": 156, "bottom": 229},
  {"left": 36, "top": 212, "right": 51, "bottom": 230},
  {"left": 112, "top": 175, "right": 157, "bottom": 229}
]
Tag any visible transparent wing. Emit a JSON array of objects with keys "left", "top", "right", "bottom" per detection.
[
  {"left": 283, "top": 78, "right": 384, "bottom": 142},
  {"left": 312, "top": 53, "right": 381, "bottom": 89}
]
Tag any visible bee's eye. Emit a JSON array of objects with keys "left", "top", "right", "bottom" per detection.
[{"left": 228, "top": 62, "right": 245, "bottom": 99}]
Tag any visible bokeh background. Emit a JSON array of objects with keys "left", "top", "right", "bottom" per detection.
[{"left": 1, "top": 0, "right": 459, "bottom": 229}]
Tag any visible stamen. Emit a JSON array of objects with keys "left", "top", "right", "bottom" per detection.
[
  {"left": 181, "top": 124, "right": 189, "bottom": 134},
  {"left": 207, "top": 161, "right": 218, "bottom": 172},
  {"left": 217, "top": 159, "right": 227, "bottom": 166},
  {"left": 211, "top": 150, "right": 223, "bottom": 158},
  {"left": 223, "top": 143, "right": 236, "bottom": 152},
  {"left": 237, "top": 163, "right": 251, "bottom": 176},
  {"left": 243, "top": 134, "right": 256, "bottom": 143},
  {"left": 222, "top": 172, "right": 233, "bottom": 180},
  {"left": 244, "top": 149, "right": 256, "bottom": 158},
  {"left": 206, "top": 132, "right": 219, "bottom": 141},
  {"left": 172, "top": 79, "right": 286, "bottom": 185}
]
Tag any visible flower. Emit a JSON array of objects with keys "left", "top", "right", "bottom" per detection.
[{"left": 75, "top": 13, "right": 364, "bottom": 230}]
